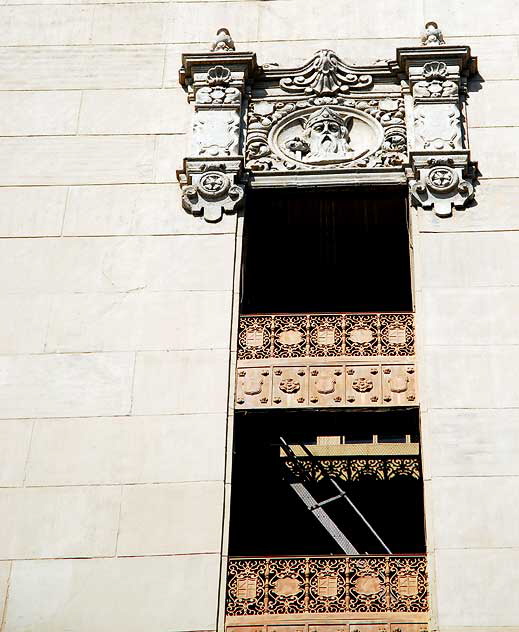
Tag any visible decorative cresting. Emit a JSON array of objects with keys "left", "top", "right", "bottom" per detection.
[
  {"left": 226, "top": 556, "right": 428, "bottom": 621},
  {"left": 177, "top": 30, "right": 257, "bottom": 221},
  {"left": 397, "top": 23, "right": 478, "bottom": 217},
  {"left": 177, "top": 24, "right": 477, "bottom": 220},
  {"left": 236, "top": 312, "right": 417, "bottom": 409}
]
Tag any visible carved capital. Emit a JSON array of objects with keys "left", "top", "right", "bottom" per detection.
[
  {"left": 178, "top": 159, "right": 244, "bottom": 222},
  {"left": 411, "top": 162, "right": 474, "bottom": 218}
]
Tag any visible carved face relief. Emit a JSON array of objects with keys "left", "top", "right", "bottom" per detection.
[
  {"left": 304, "top": 107, "right": 354, "bottom": 161},
  {"left": 271, "top": 105, "right": 383, "bottom": 167}
]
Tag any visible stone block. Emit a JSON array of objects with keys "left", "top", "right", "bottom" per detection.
[
  {"left": 0, "top": 352, "right": 133, "bottom": 418},
  {"left": 169, "top": 2, "right": 259, "bottom": 44},
  {"left": 0, "top": 91, "right": 80, "bottom": 136},
  {"left": 468, "top": 79, "right": 519, "bottom": 128},
  {"left": 45, "top": 290, "right": 233, "bottom": 352},
  {"left": 25, "top": 414, "right": 226, "bottom": 486},
  {"left": 78, "top": 89, "right": 190, "bottom": 135},
  {"left": 0, "top": 295, "right": 51, "bottom": 354},
  {"left": 470, "top": 127, "right": 519, "bottom": 179},
  {"left": 0, "top": 486, "right": 120, "bottom": 559},
  {"left": 0, "top": 562, "right": 11, "bottom": 622},
  {"left": 420, "top": 287, "right": 519, "bottom": 346},
  {"left": 0, "top": 420, "right": 33, "bottom": 486},
  {"left": 0, "top": 235, "right": 236, "bottom": 293},
  {"left": 258, "top": 0, "right": 423, "bottom": 41},
  {"left": 246, "top": 38, "right": 415, "bottom": 70},
  {"left": 117, "top": 481, "right": 224, "bottom": 555},
  {"left": 416, "top": 178, "right": 519, "bottom": 232},
  {"left": 154, "top": 134, "right": 189, "bottom": 183},
  {"left": 422, "top": 409, "right": 519, "bottom": 478},
  {"left": 0, "top": 46, "right": 165, "bottom": 90},
  {"left": 455, "top": 35, "right": 519, "bottom": 80},
  {"left": 63, "top": 184, "right": 238, "bottom": 236},
  {"left": 4, "top": 555, "right": 220, "bottom": 632},
  {"left": 428, "top": 476, "right": 519, "bottom": 549},
  {"left": 132, "top": 349, "right": 230, "bottom": 415},
  {"left": 0, "top": 5, "right": 93, "bottom": 45},
  {"left": 424, "top": 0, "right": 519, "bottom": 37},
  {"left": 420, "top": 346, "right": 519, "bottom": 409},
  {"left": 434, "top": 548, "right": 519, "bottom": 628},
  {"left": 0, "top": 186, "right": 67, "bottom": 237},
  {"left": 91, "top": 3, "right": 167, "bottom": 44},
  {"left": 0, "top": 135, "right": 157, "bottom": 186},
  {"left": 416, "top": 231, "right": 519, "bottom": 288}
]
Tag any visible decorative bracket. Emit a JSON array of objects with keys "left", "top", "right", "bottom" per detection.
[
  {"left": 410, "top": 158, "right": 474, "bottom": 218},
  {"left": 178, "top": 158, "right": 244, "bottom": 222}
]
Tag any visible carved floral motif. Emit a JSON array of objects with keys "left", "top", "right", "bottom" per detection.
[{"left": 414, "top": 61, "right": 458, "bottom": 98}]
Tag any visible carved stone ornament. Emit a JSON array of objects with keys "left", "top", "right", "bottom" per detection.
[
  {"left": 279, "top": 49, "right": 373, "bottom": 95},
  {"left": 181, "top": 162, "right": 244, "bottom": 222},
  {"left": 177, "top": 27, "right": 477, "bottom": 222},
  {"left": 211, "top": 27, "right": 235, "bottom": 52},
  {"left": 421, "top": 21, "right": 445, "bottom": 46},
  {"left": 246, "top": 97, "right": 407, "bottom": 172},
  {"left": 411, "top": 161, "right": 474, "bottom": 218},
  {"left": 414, "top": 61, "right": 458, "bottom": 98}
]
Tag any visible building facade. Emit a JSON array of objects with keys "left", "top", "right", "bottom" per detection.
[{"left": 0, "top": 3, "right": 518, "bottom": 632}]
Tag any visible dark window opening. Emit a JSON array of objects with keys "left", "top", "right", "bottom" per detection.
[
  {"left": 229, "top": 408, "right": 425, "bottom": 557},
  {"left": 240, "top": 187, "right": 412, "bottom": 314}
]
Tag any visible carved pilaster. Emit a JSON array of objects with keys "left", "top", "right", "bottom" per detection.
[
  {"left": 397, "top": 24, "right": 478, "bottom": 217},
  {"left": 177, "top": 33, "right": 257, "bottom": 222}
]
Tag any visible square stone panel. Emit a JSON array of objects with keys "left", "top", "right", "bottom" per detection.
[
  {"left": 272, "top": 367, "right": 308, "bottom": 407},
  {"left": 235, "top": 367, "right": 271, "bottom": 408},
  {"left": 345, "top": 365, "right": 381, "bottom": 407},
  {"left": 309, "top": 366, "right": 345, "bottom": 407},
  {"left": 382, "top": 365, "right": 416, "bottom": 406}
]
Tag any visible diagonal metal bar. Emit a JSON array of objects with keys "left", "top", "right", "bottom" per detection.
[
  {"left": 280, "top": 437, "right": 358, "bottom": 555},
  {"left": 280, "top": 437, "right": 392, "bottom": 554}
]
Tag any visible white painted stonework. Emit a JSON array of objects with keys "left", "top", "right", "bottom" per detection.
[{"left": 0, "top": 3, "right": 518, "bottom": 632}]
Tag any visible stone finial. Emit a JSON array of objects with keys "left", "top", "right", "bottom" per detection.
[
  {"left": 421, "top": 21, "right": 445, "bottom": 46},
  {"left": 211, "top": 28, "right": 235, "bottom": 52}
]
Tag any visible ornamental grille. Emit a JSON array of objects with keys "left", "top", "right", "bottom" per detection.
[
  {"left": 238, "top": 312, "right": 414, "bottom": 360},
  {"left": 226, "top": 555, "right": 427, "bottom": 616}
]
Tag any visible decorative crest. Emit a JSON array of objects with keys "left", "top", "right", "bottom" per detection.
[
  {"left": 280, "top": 49, "right": 373, "bottom": 95},
  {"left": 211, "top": 27, "right": 235, "bottom": 52},
  {"left": 421, "top": 21, "right": 445, "bottom": 46}
]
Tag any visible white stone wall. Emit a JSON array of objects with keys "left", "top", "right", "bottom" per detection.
[{"left": 0, "top": 2, "right": 518, "bottom": 631}]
